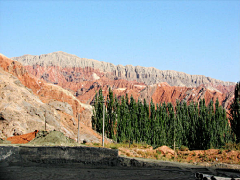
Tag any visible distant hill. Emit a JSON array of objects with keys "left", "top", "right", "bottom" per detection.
[
  {"left": 12, "top": 51, "right": 235, "bottom": 87},
  {"left": 11, "top": 51, "right": 235, "bottom": 109}
]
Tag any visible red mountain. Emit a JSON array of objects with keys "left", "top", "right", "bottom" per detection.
[{"left": 12, "top": 51, "right": 235, "bottom": 109}]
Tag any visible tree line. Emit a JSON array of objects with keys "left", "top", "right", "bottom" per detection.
[{"left": 92, "top": 83, "right": 240, "bottom": 150}]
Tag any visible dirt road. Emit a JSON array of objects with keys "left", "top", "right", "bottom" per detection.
[{"left": 1, "top": 163, "right": 240, "bottom": 180}]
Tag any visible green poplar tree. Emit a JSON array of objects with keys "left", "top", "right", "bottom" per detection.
[
  {"left": 208, "top": 99, "right": 216, "bottom": 148},
  {"left": 94, "top": 88, "right": 104, "bottom": 133},
  {"left": 137, "top": 99, "right": 144, "bottom": 142},
  {"left": 181, "top": 101, "right": 190, "bottom": 147},
  {"left": 114, "top": 95, "right": 120, "bottom": 142},
  {"left": 150, "top": 99, "right": 156, "bottom": 145},
  {"left": 92, "top": 91, "right": 98, "bottom": 131},
  {"left": 230, "top": 82, "right": 240, "bottom": 143},
  {"left": 119, "top": 96, "right": 127, "bottom": 142},
  {"left": 106, "top": 87, "right": 115, "bottom": 139},
  {"left": 143, "top": 99, "right": 150, "bottom": 144},
  {"left": 129, "top": 95, "right": 137, "bottom": 143},
  {"left": 167, "top": 102, "right": 175, "bottom": 146},
  {"left": 187, "top": 101, "right": 197, "bottom": 149},
  {"left": 175, "top": 100, "right": 184, "bottom": 148},
  {"left": 160, "top": 102, "right": 167, "bottom": 146}
]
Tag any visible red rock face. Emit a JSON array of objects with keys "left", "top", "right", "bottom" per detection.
[
  {"left": 147, "top": 83, "right": 232, "bottom": 107},
  {"left": 0, "top": 55, "right": 92, "bottom": 128},
  {"left": 22, "top": 65, "right": 234, "bottom": 109}
]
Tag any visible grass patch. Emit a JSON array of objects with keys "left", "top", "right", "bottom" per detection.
[{"left": 93, "top": 142, "right": 100, "bottom": 146}]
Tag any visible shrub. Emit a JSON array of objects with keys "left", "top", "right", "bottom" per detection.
[
  {"left": 156, "top": 150, "right": 162, "bottom": 155},
  {"left": 110, "top": 145, "right": 118, "bottom": 149},
  {"left": 224, "top": 142, "right": 240, "bottom": 151},
  {"left": 180, "top": 145, "right": 189, "bottom": 151},
  {"left": 218, "top": 149, "right": 224, "bottom": 154},
  {"left": 154, "top": 153, "right": 159, "bottom": 159},
  {"left": 126, "top": 152, "right": 131, "bottom": 157}
]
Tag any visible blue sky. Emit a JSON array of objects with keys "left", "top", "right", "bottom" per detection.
[{"left": 0, "top": 1, "right": 239, "bottom": 83}]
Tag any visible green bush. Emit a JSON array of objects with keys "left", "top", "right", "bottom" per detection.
[
  {"left": 110, "top": 145, "right": 118, "bottom": 149},
  {"left": 224, "top": 142, "right": 240, "bottom": 151},
  {"left": 180, "top": 145, "right": 189, "bottom": 151}
]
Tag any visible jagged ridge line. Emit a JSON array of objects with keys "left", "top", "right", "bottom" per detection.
[{"left": 11, "top": 51, "right": 235, "bottom": 87}]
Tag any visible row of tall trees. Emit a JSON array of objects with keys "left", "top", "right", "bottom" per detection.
[
  {"left": 230, "top": 82, "right": 240, "bottom": 143},
  {"left": 92, "top": 87, "right": 234, "bottom": 150}
]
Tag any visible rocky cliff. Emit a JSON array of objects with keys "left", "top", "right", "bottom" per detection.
[
  {"left": 12, "top": 51, "right": 235, "bottom": 87},
  {"left": 0, "top": 67, "right": 61, "bottom": 138},
  {"left": 0, "top": 53, "right": 107, "bottom": 143}
]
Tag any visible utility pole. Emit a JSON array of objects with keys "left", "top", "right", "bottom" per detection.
[
  {"left": 174, "top": 138, "right": 176, "bottom": 160},
  {"left": 44, "top": 111, "right": 46, "bottom": 131},
  {"left": 174, "top": 117, "right": 176, "bottom": 161},
  {"left": 77, "top": 113, "right": 80, "bottom": 143}
]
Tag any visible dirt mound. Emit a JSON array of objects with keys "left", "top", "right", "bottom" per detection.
[
  {"left": 7, "top": 130, "right": 38, "bottom": 144},
  {"left": 28, "top": 130, "right": 78, "bottom": 146},
  {"left": 156, "top": 145, "right": 175, "bottom": 155}
]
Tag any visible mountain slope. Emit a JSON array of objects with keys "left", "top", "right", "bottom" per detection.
[
  {"left": 0, "top": 53, "right": 108, "bottom": 143},
  {"left": 11, "top": 51, "right": 235, "bottom": 109}
]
